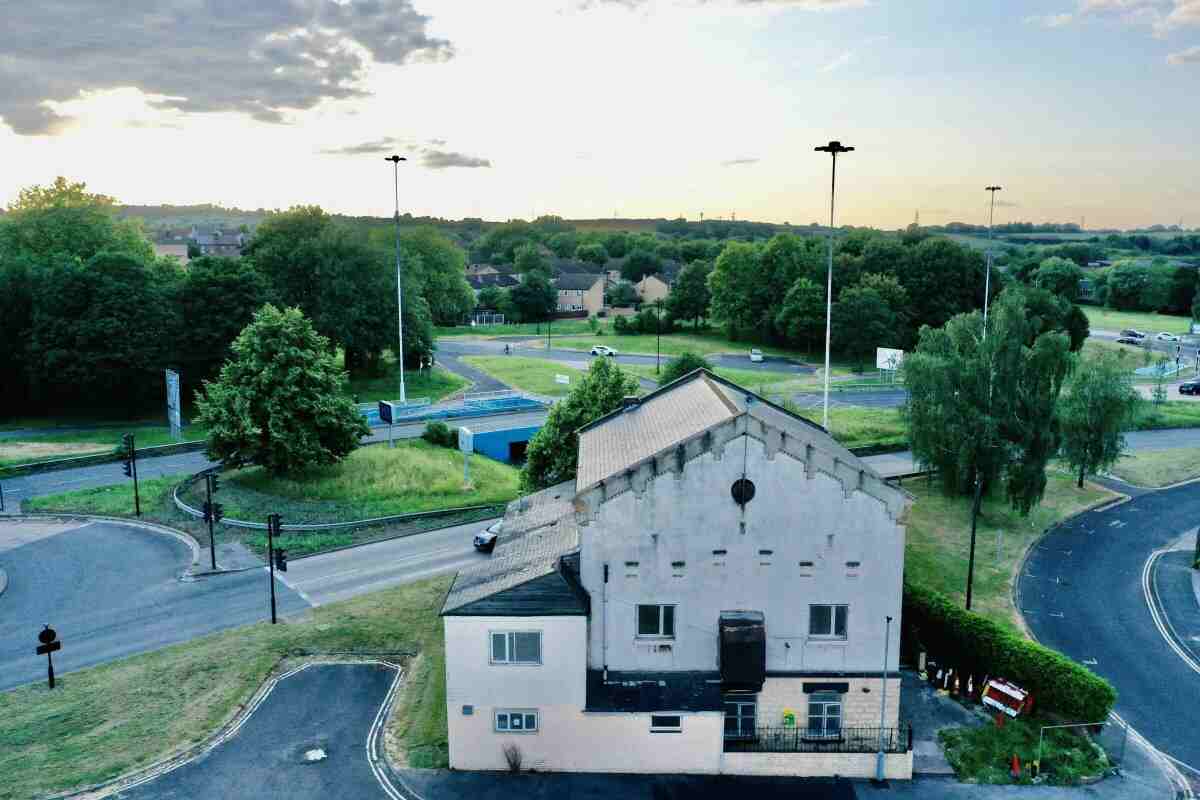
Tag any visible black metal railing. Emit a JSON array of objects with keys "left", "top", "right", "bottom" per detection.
[{"left": 723, "top": 725, "right": 911, "bottom": 754}]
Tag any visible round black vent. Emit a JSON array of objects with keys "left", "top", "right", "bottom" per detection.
[{"left": 731, "top": 478, "right": 756, "bottom": 505}]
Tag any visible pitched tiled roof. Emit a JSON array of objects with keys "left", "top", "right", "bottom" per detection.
[
  {"left": 554, "top": 273, "right": 603, "bottom": 291},
  {"left": 467, "top": 273, "right": 519, "bottom": 290},
  {"left": 440, "top": 514, "right": 582, "bottom": 615},
  {"left": 576, "top": 372, "right": 746, "bottom": 490}
]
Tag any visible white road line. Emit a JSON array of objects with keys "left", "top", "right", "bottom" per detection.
[
  {"left": 368, "top": 665, "right": 413, "bottom": 800},
  {"left": 271, "top": 569, "right": 317, "bottom": 607},
  {"left": 1111, "top": 711, "right": 1195, "bottom": 800},
  {"left": 1142, "top": 547, "right": 1200, "bottom": 678}
]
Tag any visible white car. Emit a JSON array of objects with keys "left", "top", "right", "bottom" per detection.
[
  {"left": 749, "top": 349, "right": 764, "bottom": 363},
  {"left": 591, "top": 345, "right": 618, "bottom": 357},
  {"left": 1155, "top": 332, "right": 1181, "bottom": 343}
]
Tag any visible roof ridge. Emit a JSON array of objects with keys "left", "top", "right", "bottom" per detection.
[{"left": 703, "top": 372, "right": 743, "bottom": 416}]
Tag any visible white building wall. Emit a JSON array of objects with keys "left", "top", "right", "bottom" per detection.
[
  {"left": 722, "top": 751, "right": 913, "bottom": 779},
  {"left": 579, "top": 435, "right": 905, "bottom": 674},
  {"left": 754, "top": 677, "right": 901, "bottom": 730}
]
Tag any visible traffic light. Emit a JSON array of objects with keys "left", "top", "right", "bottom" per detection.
[
  {"left": 122, "top": 459, "right": 133, "bottom": 477},
  {"left": 274, "top": 548, "right": 287, "bottom": 572},
  {"left": 210, "top": 474, "right": 221, "bottom": 494},
  {"left": 121, "top": 434, "right": 135, "bottom": 477}
]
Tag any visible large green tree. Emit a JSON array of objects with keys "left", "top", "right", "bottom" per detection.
[
  {"left": 195, "top": 305, "right": 369, "bottom": 475},
  {"left": 1059, "top": 351, "right": 1141, "bottom": 488},
  {"left": 28, "top": 251, "right": 180, "bottom": 411},
  {"left": 894, "top": 237, "right": 988, "bottom": 334},
  {"left": 905, "top": 288, "right": 1074, "bottom": 513},
  {"left": 521, "top": 357, "right": 640, "bottom": 491},
  {"left": 774, "top": 277, "right": 825, "bottom": 352},
  {"left": 397, "top": 226, "right": 475, "bottom": 326},
  {"left": 508, "top": 271, "right": 557, "bottom": 323},
  {"left": 621, "top": 248, "right": 663, "bottom": 282},
  {"left": 658, "top": 351, "right": 712, "bottom": 385},
  {"left": 1032, "top": 257, "right": 1084, "bottom": 301},
  {"left": 666, "top": 261, "right": 712, "bottom": 329},
  {"left": 832, "top": 286, "right": 897, "bottom": 370},
  {"left": 707, "top": 241, "right": 765, "bottom": 340},
  {"left": 176, "top": 256, "right": 272, "bottom": 385},
  {"left": 245, "top": 206, "right": 408, "bottom": 371}
]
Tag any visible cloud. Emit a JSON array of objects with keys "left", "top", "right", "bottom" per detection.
[
  {"left": 820, "top": 51, "right": 855, "bottom": 72},
  {"left": 577, "top": 0, "right": 868, "bottom": 9},
  {"left": 1025, "top": 12, "right": 1075, "bottom": 26},
  {"left": 318, "top": 137, "right": 404, "bottom": 156},
  {"left": 721, "top": 158, "right": 760, "bottom": 166},
  {"left": 1167, "top": 43, "right": 1200, "bottom": 61},
  {"left": 0, "top": 1, "right": 452, "bottom": 136},
  {"left": 1076, "top": 0, "right": 1200, "bottom": 34},
  {"left": 994, "top": 200, "right": 1021, "bottom": 208},
  {"left": 420, "top": 150, "right": 492, "bottom": 169}
]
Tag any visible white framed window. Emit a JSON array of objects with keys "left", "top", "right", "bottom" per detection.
[
  {"left": 723, "top": 697, "right": 757, "bottom": 740},
  {"left": 806, "top": 692, "right": 842, "bottom": 738},
  {"left": 808, "top": 604, "right": 848, "bottom": 639},
  {"left": 495, "top": 709, "right": 539, "bottom": 733},
  {"left": 650, "top": 714, "right": 682, "bottom": 733},
  {"left": 490, "top": 631, "right": 542, "bottom": 665},
  {"left": 636, "top": 604, "right": 676, "bottom": 638}
]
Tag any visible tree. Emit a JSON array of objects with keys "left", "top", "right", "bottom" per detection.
[
  {"left": 606, "top": 280, "right": 639, "bottom": 308},
  {"left": 575, "top": 242, "right": 608, "bottom": 266},
  {"left": 176, "top": 256, "right": 272, "bottom": 385},
  {"left": 1, "top": 177, "right": 154, "bottom": 266},
  {"left": 245, "top": 206, "right": 404, "bottom": 371},
  {"left": 508, "top": 272, "right": 557, "bottom": 323},
  {"left": 1059, "top": 351, "right": 1141, "bottom": 487},
  {"left": 0, "top": 256, "right": 36, "bottom": 416},
  {"left": 476, "top": 285, "right": 505, "bottom": 310},
  {"left": 521, "top": 357, "right": 639, "bottom": 490},
  {"left": 603, "top": 232, "right": 630, "bottom": 259},
  {"left": 547, "top": 231, "right": 579, "bottom": 258},
  {"left": 894, "top": 237, "right": 987, "bottom": 333},
  {"left": 621, "top": 248, "right": 662, "bottom": 283},
  {"left": 832, "top": 286, "right": 896, "bottom": 370},
  {"left": 398, "top": 226, "right": 475, "bottom": 326},
  {"left": 774, "top": 277, "right": 825, "bottom": 352},
  {"left": 666, "top": 261, "right": 712, "bottom": 329},
  {"left": 905, "top": 288, "right": 1074, "bottom": 513},
  {"left": 514, "top": 242, "right": 549, "bottom": 277},
  {"left": 28, "top": 251, "right": 180, "bottom": 412},
  {"left": 1032, "top": 257, "right": 1084, "bottom": 301},
  {"left": 194, "top": 305, "right": 369, "bottom": 475},
  {"left": 707, "top": 241, "right": 765, "bottom": 340},
  {"left": 659, "top": 351, "right": 712, "bottom": 385},
  {"left": 1105, "top": 262, "right": 1149, "bottom": 310}
]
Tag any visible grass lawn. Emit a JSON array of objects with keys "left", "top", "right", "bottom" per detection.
[
  {"left": 346, "top": 362, "right": 468, "bottom": 405},
  {"left": 1081, "top": 306, "right": 1192, "bottom": 335},
  {"left": 623, "top": 363, "right": 801, "bottom": 393},
  {"left": 532, "top": 328, "right": 807, "bottom": 360},
  {"left": 1108, "top": 447, "right": 1200, "bottom": 487},
  {"left": 903, "top": 471, "right": 1116, "bottom": 631},
  {"left": 435, "top": 318, "right": 595, "bottom": 338},
  {"left": 793, "top": 405, "right": 908, "bottom": 451},
  {"left": 180, "top": 440, "right": 520, "bottom": 525},
  {"left": 1133, "top": 400, "right": 1200, "bottom": 429},
  {"left": 460, "top": 355, "right": 582, "bottom": 398},
  {"left": 940, "top": 715, "right": 1110, "bottom": 785},
  {"left": 0, "top": 424, "right": 208, "bottom": 469},
  {"left": 0, "top": 574, "right": 452, "bottom": 800}
]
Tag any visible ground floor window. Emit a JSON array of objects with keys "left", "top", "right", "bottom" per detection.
[
  {"left": 806, "top": 692, "right": 842, "bottom": 738},
  {"left": 723, "top": 696, "right": 757, "bottom": 739},
  {"left": 495, "top": 709, "right": 538, "bottom": 733}
]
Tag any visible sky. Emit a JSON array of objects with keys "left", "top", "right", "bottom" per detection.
[{"left": 1, "top": 0, "right": 1197, "bottom": 230}]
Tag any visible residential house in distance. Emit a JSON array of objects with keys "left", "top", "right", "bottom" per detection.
[
  {"left": 635, "top": 273, "right": 671, "bottom": 304},
  {"left": 467, "top": 273, "right": 520, "bottom": 298},
  {"left": 152, "top": 242, "right": 190, "bottom": 265},
  {"left": 189, "top": 226, "right": 245, "bottom": 257},
  {"left": 554, "top": 273, "right": 605, "bottom": 315},
  {"left": 441, "top": 370, "right": 913, "bottom": 778}
]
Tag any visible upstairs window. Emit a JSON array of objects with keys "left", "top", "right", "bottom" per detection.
[
  {"left": 490, "top": 631, "right": 542, "bottom": 664},
  {"left": 637, "top": 604, "right": 676, "bottom": 638},
  {"left": 808, "top": 605, "right": 848, "bottom": 639}
]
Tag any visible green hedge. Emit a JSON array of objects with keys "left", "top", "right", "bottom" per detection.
[{"left": 903, "top": 582, "right": 1116, "bottom": 722}]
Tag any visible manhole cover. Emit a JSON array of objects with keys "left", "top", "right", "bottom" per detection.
[{"left": 303, "top": 748, "right": 327, "bottom": 762}]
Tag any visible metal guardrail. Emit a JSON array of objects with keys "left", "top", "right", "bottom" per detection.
[
  {"left": 724, "top": 725, "right": 912, "bottom": 754},
  {"left": 464, "top": 390, "right": 520, "bottom": 404},
  {"left": 171, "top": 469, "right": 503, "bottom": 532}
]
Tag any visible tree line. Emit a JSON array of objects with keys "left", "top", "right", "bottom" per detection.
[{"left": 0, "top": 178, "right": 473, "bottom": 418}]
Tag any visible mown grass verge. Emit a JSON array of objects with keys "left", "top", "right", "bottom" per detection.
[
  {"left": 0, "top": 575, "right": 451, "bottom": 800},
  {"left": 939, "top": 715, "right": 1110, "bottom": 785},
  {"left": 460, "top": 355, "right": 583, "bottom": 398},
  {"left": 1108, "top": 447, "right": 1200, "bottom": 487},
  {"left": 179, "top": 440, "right": 520, "bottom": 525}
]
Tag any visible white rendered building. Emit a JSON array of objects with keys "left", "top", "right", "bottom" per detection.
[{"left": 441, "top": 370, "right": 913, "bottom": 778}]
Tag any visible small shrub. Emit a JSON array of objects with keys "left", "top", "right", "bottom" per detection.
[
  {"left": 502, "top": 743, "right": 523, "bottom": 773},
  {"left": 422, "top": 422, "right": 456, "bottom": 448},
  {"left": 613, "top": 315, "right": 631, "bottom": 335},
  {"left": 659, "top": 351, "right": 712, "bottom": 385}
]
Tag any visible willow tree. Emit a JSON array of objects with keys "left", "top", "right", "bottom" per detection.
[{"left": 1058, "top": 350, "right": 1142, "bottom": 487}]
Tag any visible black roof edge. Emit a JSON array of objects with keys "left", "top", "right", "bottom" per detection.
[{"left": 575, "top": 367, "right": 830, "bottom": 438}]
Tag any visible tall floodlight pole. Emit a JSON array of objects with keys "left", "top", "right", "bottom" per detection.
[
  {"left": 386, "top": 155, "right": 409, "bottom": 404},
  {"left": 983, "top": 186, "right": 1002, "bottom": 331},
  {"left": 814, "top": 141, "right": 855, "bottom": 431}
]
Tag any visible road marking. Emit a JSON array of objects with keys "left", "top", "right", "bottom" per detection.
[
  {"left": 368, "top": 665, "right": 417, "bottom": 800},
  {"left": 1082, "top": 658, "right": 1098, "bottom": 666},
  {"left": 293, "top": 545, "right": 472, "bottom": 587},
  {"left": 1109, "top": 520, "right": 1127, "bottom": 528},
  {"left": 1111, "top": 711, "right": 1196, "bottom": 799},
  {"left": 270, "top": 568, "right": 317, "bottom": 607},
  {"left": 1048, "top": 611, "right": 1065, "bottom": 618},
  {"left": 1142, "top": 548, "right": 1200, "bottom": 678}
]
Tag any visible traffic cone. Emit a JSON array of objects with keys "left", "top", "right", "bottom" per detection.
[
  {"left": 952, "top": 673, "right": 961, "bottom": 696},
  {"left": 966, "top": 674, "right": 975, "bottom": 699},
  {"left": 1010, "top": 754, "right": 1021, "bottom": 779}
]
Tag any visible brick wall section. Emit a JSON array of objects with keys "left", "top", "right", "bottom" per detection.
[
  {"left": 722, "top": 751, "right": 913, "bottom": 779},
  {"left": 755, "top": 677, "right": 901, "bottom": 729}
]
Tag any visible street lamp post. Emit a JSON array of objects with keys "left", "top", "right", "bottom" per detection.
[
  {"left": 875, "top": 614, "right": 893, "bottom": 782},
  {"left": 983, "top": 186, "right": 1002, "bottom": 329},
  {"left": 815, "top": 141, "right": 854, "bottom": 431},
  {"left": 386, "top": 155, "right": 408, "bottom": 405},
  {"left": 655, "top": 298, "right": 663, "bottom": 374}
]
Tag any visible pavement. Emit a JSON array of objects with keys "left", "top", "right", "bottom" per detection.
[
  {"left": 0, "top": 517, "right": 307, "bottom": 691},
  {"left": 117, "top": 662, "right": 402, "bottom": 800},
  {"left": 1017, "top": 478, "right": 1200, "bottom": 782}
]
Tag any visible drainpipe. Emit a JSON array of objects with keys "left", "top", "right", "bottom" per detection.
[
  {"left": 875, "top": 615, "right": 893, "bottom": 782},
  {"left": 602, "top": 563, "right": 609, "bottom": 681}
]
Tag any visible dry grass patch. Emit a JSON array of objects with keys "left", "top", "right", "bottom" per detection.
[
  {"left": 0, "top": 441, "right": 112, "bottom": 461},
  {"left": 1108, "top": 447, "right": 1200, "bottom": 487}
]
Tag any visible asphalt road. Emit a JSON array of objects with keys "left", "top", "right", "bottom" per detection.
[
  {"left": 284, "top": 516, "right": 495, "bottom": 606},
  {"left": 119, "top": 663, "right": 400, "bottom": 800},
  {"left": 0, "top": 518, "right": 306, "bottom": 691},
  {"left": 1017, "top": 481, "right": 1200, "bottom": 774}
]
